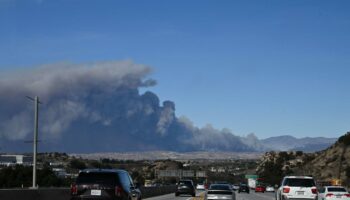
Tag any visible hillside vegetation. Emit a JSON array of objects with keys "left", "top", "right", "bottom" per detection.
[{"left": 256, "top": 132, "right": 350, "bottom": 187}]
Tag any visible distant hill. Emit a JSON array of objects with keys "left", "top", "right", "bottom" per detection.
[
  {"left": 256, "top": 132, "right": 350, "bottom": 185},
  {"left": 302, "top": 132, "right": 350, "bottom": 183},
  {"left": 261, "top": 135, "right": 337, "bottom": 152}
]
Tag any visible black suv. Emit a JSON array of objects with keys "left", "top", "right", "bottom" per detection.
[
  {"left": 175, "top": 180, "right": 196, "bottom": 197},
  {"left": 71, "top": 169, "right": 142, "bottom": 200},
  {"left": 238, "top": 183, "right": 250, "bottom": 193}
]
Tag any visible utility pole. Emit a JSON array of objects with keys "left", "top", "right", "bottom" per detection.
[
  {"left": 27, "top": 96, "right": 40, "bottom": 189},
  {"left": 33, "top": 96, "right": 39, "bottom": 189}
]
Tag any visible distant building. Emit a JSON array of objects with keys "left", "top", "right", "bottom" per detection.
[
  {"left": 210, "top": 167, "right": 226, "bottom": 173},
  {"left": 0, "top": 155, "right": 32, "bottom": 166},
  {"left": 52, "top": 168, "right": 67, "bottom": 178},
  {"left": 49, "top": 162, "right": 64, "bottom": 167}
]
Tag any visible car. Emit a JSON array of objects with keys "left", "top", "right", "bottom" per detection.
[
  {"left": 238, "top": 183, "right": 250, "bottom": 193},
  {"left": 205, "top": 184, "right": 235, "bottom": 200},
  {"left": 318, "top": 186, "right": 350, "bottom": 200},
  {"left": 266, "top": 186, "right": 275, "bottom": 192},
  {"left": 175, "top": 180, "right": 196, "bottom": 197},
  {"left": 196, "top": 183, "right": 206, "bottom": 190},
  {"left": 232, "top": 184, "right": 240, "bottom": 191},
  {"left": 71, "top": 168, "right": 142, "bottom": 200},
  {"left": 276, "top": 176, "right": 318, "bottom": 200},
  {"left": 255, "top": 185, "right": 266, "bottom": 193}
]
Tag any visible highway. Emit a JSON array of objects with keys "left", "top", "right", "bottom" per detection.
[
  {"left": 236, "top": 192, "right": 275, "bottom": 200},
  {"left": 145, "top": 190, "right": 206, "bottom": 200},
  {"left": 145, "top": 190, "right": 276, "bottom": 200}
]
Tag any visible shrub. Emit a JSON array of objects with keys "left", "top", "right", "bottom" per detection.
[{"left": 338, "top": 132, "right": 350, "bottom": 146}]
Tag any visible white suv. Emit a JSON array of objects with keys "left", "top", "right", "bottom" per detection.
[{"left": 276, "top": 176, "right": 318, "bottom": 200}]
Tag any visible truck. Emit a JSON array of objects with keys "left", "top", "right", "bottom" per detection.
[{"left": 248, "top": 178, "right": 256, "bottom": 189}]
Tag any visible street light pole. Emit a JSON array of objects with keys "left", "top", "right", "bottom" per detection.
[
  {"left": 32, "top": 96, "right": 39, "bottom": 189},
  {"left": 27, "top": 95, "right": 40, "bottom": 189}
]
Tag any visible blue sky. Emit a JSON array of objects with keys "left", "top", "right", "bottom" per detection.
[{"left": 1, "top": 0, "right": 349, "bottom": 139}]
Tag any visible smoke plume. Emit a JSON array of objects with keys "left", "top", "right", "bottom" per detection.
[{"left": 0, "top": 60, "right": 257, "bottom": 152}]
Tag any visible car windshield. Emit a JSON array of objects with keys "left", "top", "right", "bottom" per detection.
[
  {"left": 328, "top": 187, "right": 347, "bottom": 192},
  {"left": 77, "top": 172, "right": 117, "bottom": 185},
  {"left": 284, "top": 178, "right": 315, "bottom": 187}
]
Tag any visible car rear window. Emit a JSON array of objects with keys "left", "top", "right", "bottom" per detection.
[
  {"left": 328, "top": 187, "right": 347, "bottom": 192},
  {"left": 284, "top": 178, "right": 315, "bottom": 187},
  {"left": 77, "top": 172, "right": 117, "bottom": 185},
  {"left": 179, "top": 181, "right": 192, "bottom": 186},
  {"left": 210, "top": 185, "right": 231, "bottom": 190}
]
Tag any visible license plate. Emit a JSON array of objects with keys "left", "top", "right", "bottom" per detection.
[
  {"left": 336, "top": 195, "right": 341, "bottom": 198},
  {"left": 91, "top": 190, "right": 101, "bottom": 196},
  {"left": 297, "top": 191, "right": 304, "bottom": 195}
]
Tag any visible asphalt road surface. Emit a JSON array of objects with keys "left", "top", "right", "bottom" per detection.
[
  {"left": 236, "top": 191, "right": 275, "bottom": 200},
  {"left": 144, "top": 190, "right": 206, "bottom": 200},
  {"left": 145, "top": 191, "right": 275, "bottom": 200}
]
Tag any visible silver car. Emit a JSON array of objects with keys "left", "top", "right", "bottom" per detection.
[
  {"left": 266, "top": 186, "right": 275, "bottom": 192},
  {"left": 206, "top": 184, "right": 235, "bottom": 200}
]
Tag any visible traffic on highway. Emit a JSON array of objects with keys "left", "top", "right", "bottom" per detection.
[{"left": 144, "top": 187, "right": 276, "bottom": 200}]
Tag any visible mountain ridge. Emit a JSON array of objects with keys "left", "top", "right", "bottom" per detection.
[{"left": 261, "top": 135, "right": 336, "bottom": 152}]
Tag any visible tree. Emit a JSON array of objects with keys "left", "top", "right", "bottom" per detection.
[
  {"left": 338, "top": 132, "right": 350, "bottom": 146},
  {"left": 0, "top": 165, "right": 68, "bottom": 188},
  {"left": 69, "top": 159, "right": 86, "bottom": 170}
]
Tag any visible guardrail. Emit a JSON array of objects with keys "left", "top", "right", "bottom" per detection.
[{"left": 0, "top": 186, "right": 177, "bottom": 200}]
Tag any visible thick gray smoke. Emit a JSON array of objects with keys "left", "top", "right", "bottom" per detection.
[
  {"left": 0, "top": 61, "right": 153, "bottom": 140},
  {"left": 0, "top": 60, "right": 257, "bottom": 152}
]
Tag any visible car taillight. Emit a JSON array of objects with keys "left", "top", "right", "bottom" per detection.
[
  {"left": 325, "top": 193, "right": 333, "bottom": 197},
  {"left": 283, "top": 187, "right": 290, "bottom": 193},
  {"left": 71, "top": 183, "right": 78, "bottom": 195},
  {"left": 344, "top": 194, "right": 350, "bottom": 197},
  {"left": 115, "top": 186, "right": 122, "bottom": 197},
  {"left": 311, "top": 188, "right": 317, "bottom": 194}
]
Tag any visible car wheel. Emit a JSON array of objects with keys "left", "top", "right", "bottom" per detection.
[
  {"left": 192, "top": 193, "right": 195, "bottom": 197},
  {"left": 175, "top": 193, "right": 179, "bottom": 197}
]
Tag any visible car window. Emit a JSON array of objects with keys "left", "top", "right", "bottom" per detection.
[
  {"left": 210, "top": 185, "right": 231, "bottom": 191},
  {"left": 119, "top": 172, "right": 131, "bottom": 188},
  {"left": 127, "top": 173, "right": 135, "bottom": 187},
  {"left": 179, "top": 181, "right": 192, "bottom": 186},
  {"left": 283, "top": 178, "right": 315, "bottom": 187},
  {"left": 328, "top": 187, "right": 347, "bottom": 192},
  {"left": 77, "top": 172, "right": 117, "bottom": 185}
]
